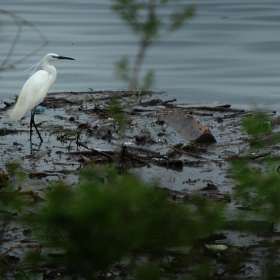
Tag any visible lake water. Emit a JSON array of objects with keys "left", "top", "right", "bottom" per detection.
[{"left": 1, "top": 1, "right": 280, "bottom": 110}]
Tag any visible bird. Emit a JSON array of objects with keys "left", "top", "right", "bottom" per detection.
[{"left": 9, "top": 53, "right": 75, "bottom": 143}]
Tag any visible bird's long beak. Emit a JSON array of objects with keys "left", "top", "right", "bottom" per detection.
[{"left": 56, "top": 56, "right": 75, "bottom": 60}]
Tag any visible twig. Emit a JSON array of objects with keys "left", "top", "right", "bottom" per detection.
[
  {"left": 0, "top": 13, "right": 22, "bottom": 70},
  {"left": 1, "top": 257, "right": 18, "bottom": 279},
  {"left": 0, "top": 244, "right": 39, "bottom": 257},
  {"left": 125, "top": 153, "right": 150, "bottom": 165},
  {"left": 10, "top": 187, "right": 44, "bottom": 201},
  {"left": 75, "top": 123, "right": 88, "bottom": 149},
  {"left": 76, "top": 141, "right": 114, "bottom": 160},
  {"left": 18, "top": 269, "right": 29, "bottom": 280},
  {"left": 175, "top": 105, "right": 245, "bottom": 113},
  {"left": 122, "top": 144, "right": 160, "bottom": 155},
  {"left": 228, "top": 152, "right": 271, "bottom": 161},
  {"left": 0, "top": 9, "right": 48, "bottom": 72}
]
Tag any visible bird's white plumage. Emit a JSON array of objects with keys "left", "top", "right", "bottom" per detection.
[
  {"left": 9, "top": 53, "right": 74, "bottom": 142},
  {"left": 9, "top": 53, "right": 60, "bottom": 121},
  {"left": 9, "top": 70, "right": 55, "bottom": 121}
]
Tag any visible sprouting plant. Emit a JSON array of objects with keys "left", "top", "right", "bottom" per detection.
[
  {"left": 242, "top": 110, "right": 272, "bottom": 138},
  {"left": 111, "top": 0, "right": 196, "bottom": 91}
]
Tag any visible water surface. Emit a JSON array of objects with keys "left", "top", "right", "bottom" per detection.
[{"left": 1, "top": 1, "right": 280, "bottom": 109}]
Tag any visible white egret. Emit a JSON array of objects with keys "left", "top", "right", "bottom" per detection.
[{"left": 9, "top": 53, "right": 75, "bottom": 143}]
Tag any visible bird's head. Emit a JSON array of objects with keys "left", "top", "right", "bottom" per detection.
[{"left": 45, "top": 53, "right": 75, "bottom": 61}]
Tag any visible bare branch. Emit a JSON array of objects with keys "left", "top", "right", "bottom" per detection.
[{"left": 0, "top": 9, "right": 48, "bottom": 72}]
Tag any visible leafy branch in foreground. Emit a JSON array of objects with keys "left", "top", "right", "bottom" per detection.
[
  {"left": 229, "top": 111, "right": 280, "bottom": 278},
  {"left": 242, "top": 110, "right": 272, "bottom": 138},
  {"left": 22, "top": 166, "right": 224, "bottom": 279},
  {"left": 231, "top": 111, "right": 280, "bottom": 221},
  {"left": 111, "top": 0, "right": 196, "bottom": 91}
]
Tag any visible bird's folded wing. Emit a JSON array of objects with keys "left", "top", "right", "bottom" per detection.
[{"left": 9, "top": 70, "right": 52, "bottom": 121}]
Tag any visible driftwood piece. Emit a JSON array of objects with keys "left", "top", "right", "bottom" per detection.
[
  {"left": 139, "top": 99, "right": 162, "bottom": 106},
  {"left": 176, "top": 105, "right": 245, "bottom": 113},
  {"left": 138, "top": 98, "right": 177, "bottom": 107},
  {"left": 164, "top": 109, "right": 216, "bottom": 143}
]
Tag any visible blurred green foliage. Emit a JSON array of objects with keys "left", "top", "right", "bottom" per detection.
[
  {"left": 107, "top": 96, "right": 128, "bottom": 132},
  {"left": 0, "top": 162, "right": 25, "bottom": 212},
  {"left": 229, "top": 110, "right": 280, "bottom": 278},
  {"left": 111, "top": 0, "right": 195, "bottom": 91},
  {"left": 231, "top": 157, "right": 280, "bottom": 222},
  {"left": 22, "top": 166, "right": 225, "bottom": 278},
  {"left": 6, "top": 162, "right": 26, "bottom": 181},
  {"left": 242, "top": 111, "right": 272, "bottom": 137}
]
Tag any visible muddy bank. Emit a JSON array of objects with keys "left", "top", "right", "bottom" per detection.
[
  {"left": 0, "top": 90, "right": 279, "bottom": 279},
  {"left": 1, "top": 90, "right": 247, "bottom": 191}
]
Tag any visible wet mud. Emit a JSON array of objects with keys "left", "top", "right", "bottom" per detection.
[{"left": 0, "top": 90, "right": 279, "bottom": 279}]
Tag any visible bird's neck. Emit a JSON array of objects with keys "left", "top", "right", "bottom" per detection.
[{"left": 42, "top": 60, "right": 57, "bottom": 86}]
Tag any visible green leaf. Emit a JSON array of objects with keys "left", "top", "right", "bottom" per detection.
[
  {"left": 170, "top": 5, "right": 196, "bottom": 30},
  {"left": 140, "top": 69, "right": 155, "bottom": 91},
  {"left": 114, "top": 56, "right": 130, "bottom": 83},
  {"left": 242, "top": 111, "right": 272, "bottom": 137}
]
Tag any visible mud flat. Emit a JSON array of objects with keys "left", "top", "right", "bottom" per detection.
[{"left": 0, "top": 90, "right": 279, "bottom": 279}]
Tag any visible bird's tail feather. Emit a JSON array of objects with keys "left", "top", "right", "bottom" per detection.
[{"left": 8, "top": 103, "right": 27, "bottom": 121}]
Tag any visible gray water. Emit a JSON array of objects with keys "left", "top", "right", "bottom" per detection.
[{"left": 1, "top": 1, "right": 280, "bottom": 110}]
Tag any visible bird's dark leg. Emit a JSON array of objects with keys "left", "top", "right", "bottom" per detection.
[
  {"left": 30, "top": 109, "right": 34, "bottom": 142},
  {"left": 30, "top": 107, "right": 43, "bottom": 143}
]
